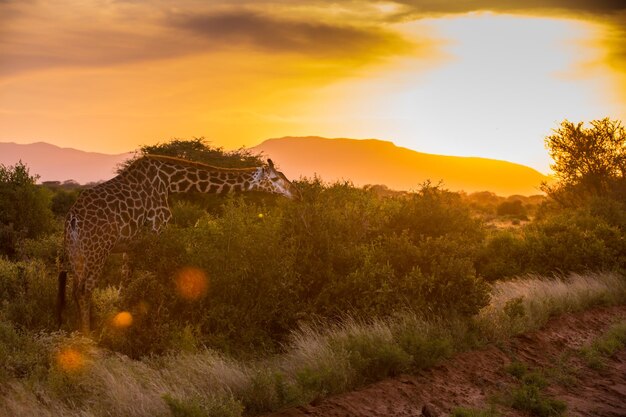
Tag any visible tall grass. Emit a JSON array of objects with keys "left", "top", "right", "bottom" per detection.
[
  {"left": 478, "top": 272, "right": 626, "bottom": 339},
  {"left": 1, "top": 273, "right": 625, "bottom": 417}
]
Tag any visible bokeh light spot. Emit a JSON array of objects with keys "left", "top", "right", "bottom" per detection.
[
  {"left": 175, "top": 267, "right": 209, "bottom": 300},
  {"left": 56, "top": 348, "right": 85, "bottom": 373},
  {"left": 112, "top": 311, "right": 133, "bottom": 328}
]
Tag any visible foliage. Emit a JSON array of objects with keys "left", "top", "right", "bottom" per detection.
[
  {"left": 121, "top": 137, "right": 263, "bottom": 170},
  {"left": 543, "top": 118, "right": 626, "bottom": 202},
  {"left": 579, "top": 320, "right": 626, "bottom": 370},
  {"left": 0, "top": 258, "right": 59, "bottom": 330},
  {"left": 0, "top": 161, "right": 54, "bottom": 257},
  {"left": 95, "top": 180, "right": 490, "bottom": 356},
  {"left": 496, "top": 200, "right": 527, "bottom": 219},
  {"left": 0, "top": 319, "right": 49, "bottom": 381},
  {"left": 49, "top": 188, "right": 80, "bottom": 217},
  {"left": 479, "top": 198, "right": 626, "bottom": 279},
  {"left": 1, "top": 272, "right": 625, "bottom": 417},
  {"left": 1, "top": 134, "right": 626, "bottom": 416},
  {"left": 505, "top": 367, "right": 567, "bottom": 417}
]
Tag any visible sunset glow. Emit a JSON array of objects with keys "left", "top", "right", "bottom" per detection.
[{"left": 1, "top": 1, "right": 625, "bottom": 173}]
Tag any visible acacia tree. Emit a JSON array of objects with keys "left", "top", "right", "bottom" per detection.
[
  {"left": 119, "top": 137, "right": 263, "bottom": 172},
  {"left": 543, "top": 118, "right": 626, "bottom": 200}
]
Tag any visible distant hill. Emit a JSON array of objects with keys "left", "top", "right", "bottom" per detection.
[
  {"left": 254, "top": 137, "right": 548, "bottom": 195},
  {"left": 0, "top": 138, "right": 548, "bottom": 195},
  {"left": 0, "top": 142, "right": 133, "bottom": 184}
]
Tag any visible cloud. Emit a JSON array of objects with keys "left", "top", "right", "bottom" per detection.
[
  {"left": 2, "top": 0, "right": 624, "bottom": 80},
  {"left": 0, "top": 2, "right": 414, "bottom": 79},
  {"left": 168, "top": 10, "right": 412, "bottom": 58},
  {"left": 599, "top": 12, "right": 626, "bottom": 73}
]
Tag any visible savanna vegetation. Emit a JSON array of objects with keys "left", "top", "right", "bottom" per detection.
[{"left": 1, "top": 119, "right": 625, "bottom": 416}]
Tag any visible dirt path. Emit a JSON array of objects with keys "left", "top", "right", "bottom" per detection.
[{"left": 265, "top": 306, "right": 626, "bottom": 417}]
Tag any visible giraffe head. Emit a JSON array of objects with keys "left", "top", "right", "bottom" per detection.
[{"left": 256, "top": 159, "right": 300, "bottom": 199}]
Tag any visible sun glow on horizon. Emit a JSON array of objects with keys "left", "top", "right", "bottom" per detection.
[{"left": 295, "top": 13, "right": 620, "bottom": 173}]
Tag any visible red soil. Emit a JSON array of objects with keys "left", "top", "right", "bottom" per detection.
[{"left": 265, "top": 306, "right": 626, "bottom": 417}]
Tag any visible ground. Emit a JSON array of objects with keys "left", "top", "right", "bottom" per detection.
[{"left": 264, "top": 306, "right": 626, "bottom": 417}]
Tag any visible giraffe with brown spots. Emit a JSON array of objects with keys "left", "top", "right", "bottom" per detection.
[{"left": 57, "top": 155, "right": 298, "bottom": 333}]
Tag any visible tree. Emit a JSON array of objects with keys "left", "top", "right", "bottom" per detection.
[
  {"left": 119, "top": 137, "right": 263, "bottom": 172},
  {"left": 543, "top": 118, "right": 626, "bottom": 199},
  {"left": 0, "top": 161, "right": 54, "bottom": 257}
]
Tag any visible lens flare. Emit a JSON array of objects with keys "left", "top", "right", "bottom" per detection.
[
  {"left": 175, "top": 267, "right": 209, "bottom": 300},
  {"left": 112, "top": 311, "right": 133, "bottom": 328},
  {"left": 56, "top": 348, "right": 85, "bottom": 373}
]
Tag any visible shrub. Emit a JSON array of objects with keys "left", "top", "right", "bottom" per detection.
[
  {"left": 0, "top": 258, "right": 58, "bottom": 330},
  {"left": 504, "top": 364, "right": 566, "bottom": 417},
  {"left": 49, "top": 188, "right": 80, "bottom": 218},
  {"left": 477, "top": 231, "right": 526, "bottom": 280},
  {"left": 94, "top": 180, "right": 490, "bottom": 356},
  {"left": 497, "top": 200, "right": 528, "bottom": 219},
  {"left": 523, "top": 211, "right": 624, "bottom": 274},
  {"left": 0, "top": 319, "right": 49, "bottom": 381},
  {"left": 0, "top": 161, "right": 55, "bottom": 257}
]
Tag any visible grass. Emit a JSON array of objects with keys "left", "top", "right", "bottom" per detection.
[
  {"left": 1, "top": 272, "right": 625, "bottom": 417},
  {"left": 502, "top": 363, "right": 566, "bottom": 417},
  {"left": 579, "top": 319, "right": 626, "bottom": 370}
]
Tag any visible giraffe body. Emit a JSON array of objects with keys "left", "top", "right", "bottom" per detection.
[{"left": 59, "top": 155, "right": 298, "bottom": 333}]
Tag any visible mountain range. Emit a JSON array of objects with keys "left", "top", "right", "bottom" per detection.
[
  {"left": 254, "top": 137, "right": 547, "bottom": 195},
  {"left": 0, "top": 138, "right": 547, "bottom": 195},
  {"left": 0, "top": 142, "right": 133, "bottom": 185}
]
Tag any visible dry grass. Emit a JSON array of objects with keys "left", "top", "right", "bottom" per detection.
[
  {"left": 1, "top": 272, "right": 624, "bottom": 417},
  {"left": 480, "top": 272, "right": 626, "bottom": 339}
]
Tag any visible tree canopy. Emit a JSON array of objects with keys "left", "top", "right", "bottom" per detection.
[
  {"left": 119, "top": 138, "right": 264, "bottom": 173},
  {"left": 544, "top": 118, "right": 626, "bottom": 200}
]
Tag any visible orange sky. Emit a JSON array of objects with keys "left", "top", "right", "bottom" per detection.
[{"left": 1, "top": 0, "right": 625, "bottom": 173}]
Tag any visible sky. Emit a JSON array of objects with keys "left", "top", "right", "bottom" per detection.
[{"left": 1, "top": 0, "right": 625, "bottom": 173}]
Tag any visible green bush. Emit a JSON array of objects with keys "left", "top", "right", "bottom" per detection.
[
  {"left": 0, "top": 258, "right": 58, "bottom": 330},
  {"left": 92, "top": 181, "right": 490, "bottom": 356},
  {"left": 479, "top": 200, "right": 626, "bottom": 280},
  {"left": 523, "top": 211, "right": 624, "bottom": 275},
  {"left": 1, "top": 173, "right": 622, "bottom": 360},
  {"left": 497, "top": 199, "right": 528, "bottom": 219},
  {"left": 0, "top": 319, "right": 49, "bottom": 381},
  {"left": 49, "top": 188, "right": 80, "bottom": 218},
  {"left": 0, "top": 161, "right": 55, "bottom": 257},
  {"left": 504, "top": 363, "right": 566, "bottom": 417},
  {"left": 478, "top": 231, "right": 527, "bottom": 280}
]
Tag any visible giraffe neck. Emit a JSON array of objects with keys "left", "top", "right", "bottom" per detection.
[{"left": 130, "top": 156, "right": 262, "bottom": 195}]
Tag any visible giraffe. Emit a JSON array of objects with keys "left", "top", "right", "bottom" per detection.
[{"left": 57, "top": 155, "right": 299, "bottom": 333}]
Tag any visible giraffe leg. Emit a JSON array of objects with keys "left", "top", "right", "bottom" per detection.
[{"left": 78, "top": 291, "right": 92, "bottom": 334}]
